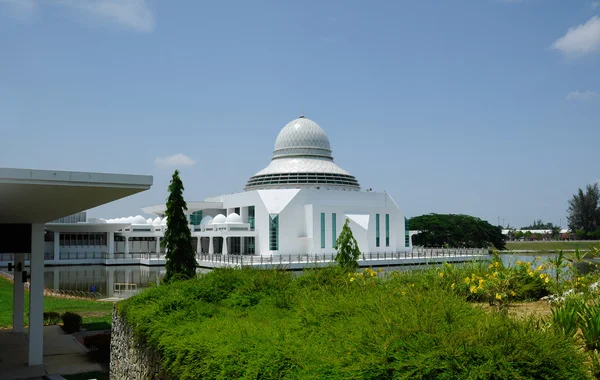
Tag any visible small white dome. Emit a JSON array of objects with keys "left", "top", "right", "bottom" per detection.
[
  {"left": 160, "top": 217, "right": 168, "bottom": 225},
  {"left": 152, "top": 217, "right": 162, "bottom": 225},
  {"left": 212, "top": 214, "right": 226, "bottom": 224},
  {"left": 200, "top": 215, "right": 214, "bottom": 225},
  {"left": 225, "top": 213, "right": 242, "bottom": 224},
  {"left": 146, "top": 218, "right": 153, "bottom": 225},
  {"left": 125, "top": 216, "right": 134, "bottom": 223},
  {"left": 132, "top": 215, "right": 147, "bottom": 225}
]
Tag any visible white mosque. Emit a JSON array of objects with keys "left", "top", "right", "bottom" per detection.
[{"left": 40, "top": 116, "right": 410, "bottom": 260}]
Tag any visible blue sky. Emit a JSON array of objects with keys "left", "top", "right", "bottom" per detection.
[{"left": 1, "top": 0, "right": 599, "bottom": 228}]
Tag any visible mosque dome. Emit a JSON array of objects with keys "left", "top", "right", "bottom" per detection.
[
  {"left": 245, "top": 116, "right": 360, "bottom": 191},
  {"left": 160, "top": 217, "right": 167, "bottom": 226},
  {"left": 212, "top": 214, "right": 227, "bottom": 224},
  {"left": 200, "top": 215, "right": 214, "bottom": 225},
  {"left": 152, "top": 217, "right": 162, "bottom": 225},
  {"left": 225, "top": 213, "right": 242, "bottom": 224},
  {"left": 132, "top": 215, "right": 147, "bottom": 225}
]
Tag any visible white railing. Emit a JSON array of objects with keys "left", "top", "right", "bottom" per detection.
[
  {"left": 113, "top": 282, "right": 138, "bottom": 297},
  {"left": 196, "top": 248, "right": 489, "bottom": 266}
]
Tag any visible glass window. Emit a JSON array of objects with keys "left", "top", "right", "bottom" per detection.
[
  {"left": 243, "top": 237, "right": 255, "bottom": 254},
  {"left": 190, "top": 211, "right": 203, "bottom": 226},
  {"left": 405, "top": 217, "right": 410, "bottom": 248},
  {"left": 269, "top": 215, "right": 279, "bottom": 251},
  {"left": 248, "top": 206, "right": 255, "bottom": 230},
  {"left": 386, "top": 214, "right": 390, "bottom": 247},
  {"left": 376, "top": 214, "right": 380, "bottom": 247},
  {"left": 332, "top": 213, "right": 337, "bottom": 248},
  {"left": 321, "top": 213, "right": 326, "bottom": 249}
]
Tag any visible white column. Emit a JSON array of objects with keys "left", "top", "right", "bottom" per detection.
[
  {"left": 107, "top": 269, "right": 114, "bottom": 297},
  {"left": 124, "top": 236, "right": 129, "bottom": 255},
  {"left": 155, "top": 237, "right": 161, "bottom": 256},
  {"left": 53, "top": 269, "right": 59, "bottom": 290},
  {"left": 208, "top": 237, "right": 214, "bottom": 254},
  {"left": 108, "top": 232, "right": 114, "bottom": 256},
  {"left": 222, "top": 237, "right": 228, "bottom": 255},
  {"left": 29, "top": 223, "right": 44, "bottom": 366},
  {"left": 12, "top": 253, "right": 25, "bottom": 333},
  {"left": 240, "top": 237, "right": 245, "bottom": 255},
  {"left": 196, "top": 237, "right": 201, "bottom": 254},
  {"left": 53, "top": 232, "right": 60, "bottom": 261}
]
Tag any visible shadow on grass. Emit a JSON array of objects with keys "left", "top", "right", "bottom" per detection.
[{"left": 82, "top": 321, "right": 111, "bottom": 331}]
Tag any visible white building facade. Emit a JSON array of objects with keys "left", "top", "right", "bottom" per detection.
[{"left": 36, "top": 116, "right": 410, "bottom": 260}]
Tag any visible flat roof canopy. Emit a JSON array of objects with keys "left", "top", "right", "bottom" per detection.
[
  {"left": 142, "top": 201, "right": 223, "bottom": 216},
  {"left": 0, "top": 168, "right": 153, "bottom": 224},
  {"left": 45, "top": 223, "right": 131, "bottom": 233}
]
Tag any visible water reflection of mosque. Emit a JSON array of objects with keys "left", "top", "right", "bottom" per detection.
[{"left": 43, "top": 265, "right": 165, "bottom": 298}]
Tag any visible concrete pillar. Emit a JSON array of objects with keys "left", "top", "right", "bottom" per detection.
[
  {"left": 108, "top": 232, "right": 114, "bottom": 256},
  {"left": 53, "top": 269, "right": 59, "bottom": 290},
  {"left": 240, "top": 207, "right": 248, "bottom": 223},
  {"left": 240, "top": 237, "right": 245, "bottom": 255},
  {"left": 29, "top": 223, "right": 44, "bottom": 366},
  {"left": 208, "top": 237, "right": 214, "bottom": 254},
  {"left": 124, "top": 236, "right": 129, "bottom": 255},
  {"left": 12, "top": 253, "right": 25, "bottom": 333},
  {"left": 107, "top": 269, "right": 114, "bottom": 297},
  {"left": 155, "top": 237, "right": 161, "bottom": 256},
  {"left": 53, "top": 232, "right": 60, "bottom": 261},
  {"left": 223, "top": 237, "right": 228, "bottom": 255},
  {"left": 196, "top": 237, "right": 200, "bottom": 254}
]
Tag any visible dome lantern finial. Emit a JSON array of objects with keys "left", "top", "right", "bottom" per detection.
[{"left": 299, "top": 105, "right": 304, "bottom": 118}]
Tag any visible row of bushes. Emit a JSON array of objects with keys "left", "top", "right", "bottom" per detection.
[
  {"left": 118, "top": 265, "right": 595, "bottom": 379},
  {"left": 43, "top": 311, "right": 82, "bottom": 333}
]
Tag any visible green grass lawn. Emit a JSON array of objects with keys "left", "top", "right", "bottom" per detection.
[
  {"left": 0, "top": 276, "right": 113, "bottom": 330},
  {"left": 504, "top": 240, "right": 600, "bottom": 252}
]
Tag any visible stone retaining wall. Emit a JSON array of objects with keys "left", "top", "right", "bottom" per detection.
[{"left": 110, "top": 304, "right": 164, "bottom": 380}]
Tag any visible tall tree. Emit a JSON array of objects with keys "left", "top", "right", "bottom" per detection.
[
  {"left": 409, "top": 214, "right": 506, "bottom": 250},
  {"left": 567, "top": 183, "right": 600, "bottom": 239},
  {"left": 162, "top": 170, "right": 196, "bottom": 282},
  {"left": 335, "top": 219, "right": 361, "bottom": 270},
  {"left": 521, "top": 219, "right": 555, "bottom": 230}
]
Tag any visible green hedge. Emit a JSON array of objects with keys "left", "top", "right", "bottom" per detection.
[{"left": 118, "top": 267, "right": 590, "bottom": 379}]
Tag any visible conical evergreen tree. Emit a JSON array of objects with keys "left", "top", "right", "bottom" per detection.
[
  {"left": 162, "top": 170, "right": 196, "bottom": 282},
  {"left": 335, "top": 219, "right": 361, "bottom": 270}
]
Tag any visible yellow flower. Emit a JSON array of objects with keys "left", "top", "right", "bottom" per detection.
[
  {"left": 537, "top": 265, "right": 544, "bottom": 272},
  {"left": 350, "top": 278, "right": 355, "bottom": 282},
  {"left": 489, "top": 264, "right": 494, "bottom": 269},
  {"left": 510, "top": 290, "right": 516, "bottom": 297},
  {"left": 528, "top": 271, "right": 534, "bottom": 277},
  {"left": 539, "top": 274, "right": 544, "bottom": 279},
  {"left": 439, "top": 272, "right": 445, "bottom": 278},
  {"left": 516, "top": 260, "right": 521, "bottom": 265},
  {"left": 496, "top": 293, "right": 502, "bottom": 300},
  {"left": 545, "top": 277, "right": 549, "bottom": 283},
  {"left": 411, "top": 283, "right": 415, "bottom": 287},
  {"left": 378, "top": 268, "right": 383, "bottom": 273},
  {"left": 451, "top": 283, "right": 455, "bottom": 289},
  {"left": 470, "top": 286, "right": 478, "bottom": 294},
  {"left": 401, "top": 291, "right": 406, "bottom": 296},
  {"left": 465, "top": 277, "right": 471, "bottom": 284}
]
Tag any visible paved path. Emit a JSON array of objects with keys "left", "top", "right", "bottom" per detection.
[{"left": 0, "top": 326, "right": 103, "bottom": 380}]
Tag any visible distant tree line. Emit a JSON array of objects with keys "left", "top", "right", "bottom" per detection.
[
  {"left": 409, "top": 214, "right": 506, "bottom": 250},
  {"left": 567, "top": 183, "right": 600, "bottom": 240}
]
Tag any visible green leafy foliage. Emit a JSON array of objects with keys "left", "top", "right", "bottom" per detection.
[
  {"left": 118, "top": 267, "right": 589, "bottom": 379},
  {"left": 334, "top": 219, "right": 360, "bottom": 270},
  {"left": 409, "top": 213, "right": 506, "bottom": 250},
  {"left": 43, "top": 311, "right": 61, "bottom": 326},
  {"left": 61, "top": 311, "right": 82, "bottom": 333},
  {"left": 568, "top": 183, "right": 600, "bottom": 239},
  {"left": 163, "top": 170, "right": 196, "bottom": 283}
]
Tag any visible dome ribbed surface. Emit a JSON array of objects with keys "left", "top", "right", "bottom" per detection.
[{"left": 245, "top": 117, "right": 360, "bottom": 191}]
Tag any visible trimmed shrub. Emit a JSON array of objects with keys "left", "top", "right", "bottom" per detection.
[
  {"left": 43, "top": 311, "right": 61, "bottom": 326},
  {"left": 83, "top": 333, "right": 111, "bottom": 363},
  {"left": 117, "top": 267, "right": 591, "bottom": 379},
  {"left": 62, "top": 312, "right": 82, "bottom": 333}
]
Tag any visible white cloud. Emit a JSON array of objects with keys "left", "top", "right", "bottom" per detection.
[
  {"left": 154, "top": 154, "right": 196, "bottom": 169},
  {"left": 551, "top": 16, "right": 600, "bottom": 57},
  {"left": 566, "top": 90, "right": 597, "bottom": 100},
  {"left": 0, "top": 0, "right": 154, "bottom": 32},
  {"left": 590, "top": 2, "right": 600, "bottom": 9},
  {"left": 56, "top": 0, "right": 154, "bottom": 32}
]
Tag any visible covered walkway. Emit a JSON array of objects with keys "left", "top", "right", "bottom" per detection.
[{"left": 0, "top": 167, "right": 152, "bottom": 379}]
